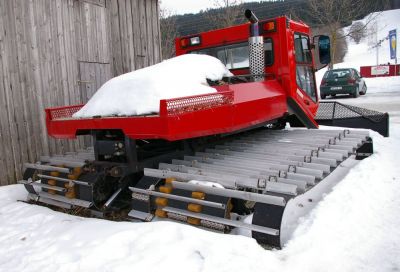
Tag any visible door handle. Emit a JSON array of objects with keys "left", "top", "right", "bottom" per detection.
[{"left": 304, "top": 99, "right": 310, "bottom": 105}]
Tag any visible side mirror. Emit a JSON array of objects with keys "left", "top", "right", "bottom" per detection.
[{"left": 313, "top": 35, "right": 331, "bottom": 71}]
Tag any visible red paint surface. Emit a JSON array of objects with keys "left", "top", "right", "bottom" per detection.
[{"left": 46, "top": 16, "right": 320, "bottom": 141}]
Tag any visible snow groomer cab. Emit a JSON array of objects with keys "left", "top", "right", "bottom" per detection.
[{"left": 176, "top": 10, "right": 331, "bottom": 128}]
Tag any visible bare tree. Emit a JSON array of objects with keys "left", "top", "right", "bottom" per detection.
[
  {"left": 160, "top": 6, "right": 178, "bottom": 60},
  {"left": 306, "top": 0, "right": 388, "bottom": 67},
  {"left": 206, "top": 0, "right": 244, "bottom": 29},
  {"left": 349, "top": 21, "right": 366, "bottom": 44}
]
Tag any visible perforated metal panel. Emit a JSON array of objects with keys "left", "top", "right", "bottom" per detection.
[
  {"left": 48, "top": 105, "right": 84, "bottom": 120},
  {"left": 249, "top": 36, "right": 265, "bottom": 82},
  {"left": 163, "top": 91, "right": 234, "bottom": 116}
]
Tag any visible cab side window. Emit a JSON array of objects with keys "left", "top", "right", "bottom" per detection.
[{"left": 294, "top": 33, "right": 317, "bottom": 102}]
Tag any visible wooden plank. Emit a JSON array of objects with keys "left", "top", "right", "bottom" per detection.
[
  {"left": 145, "top": 0, "right": 154, "bottom": 66},
  {"left": 49, "top": 0, "right": 65, "bottom": 155},
  {"left": 51, "top": 0, "right": 68, "bottom": 154},
  {"left": 87, "top": 2, "right": 95, "bottom": 62},
  {"left": 21, "top": 0, "right": 41, "bottom": 163},
  {"left": 105, "top": 0, "right": 114, "bottom": 72},
  {"left": 131, "top": 0, "right": 142, "bottom": 69},
  {"left": 0, "top": 1, "right": 7, "bottom": 185},
  {"left": 80, "top": 2, "right": 89, "bottom": 61},
  {"left": 153, "top": 0, "right": 162, "bottom": 63},
  {"left": 92, "top": 4, "right": 100, "bottom": 61},
  {"left": 43, "top": 0, "right": 58, "bottom": 154},
  {"left": 109, "top": 0, "right": 123, "bottom": 75},
  {"left": 32, "top": 0, "right": 50, "bottom": 156},
  {"left": 96, "top": 6, "right": 104, "bottom": 63},
  {"left": 125, "top": 0, "right": 135, "bottom": 71},
  {"left": 5, "top": 0, "right": 25, "bottom": 181},
  {"left": 100, "top": 5, "right": 110, "bottom": 64},
  {"left": 79, "top": 61, "right": 87, "bottom": 102},
  {"left": 67, "top": 0, "right": 81, "bottom": 151},
  {"left": 26, "top": 0, "right": 46, "bottom": 159},
  {"left": 13, "top": 0, "right": 35, "bottom": 167},
  {"left": 118, "top": 0, "right": 128, "bottom": 72},
  {"left": 56, "top": 0, "right": 70, "bottom": 114},
  {"left": 138, "top": 0, "right": 147, "bottom": 68},
  {"left": 0, "top": 0, "right": 15, "bottom": 185},
  {"left": 74, "top": 0, "right": 84, "bottom": 62}
]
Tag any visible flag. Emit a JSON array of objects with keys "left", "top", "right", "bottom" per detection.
[{"left": 389, "top": 29, "right": 397, "bottom": 60}]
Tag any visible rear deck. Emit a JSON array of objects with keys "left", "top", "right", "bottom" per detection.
[{"left": 46, "top": 81, "right": 287, "bottom": 141}]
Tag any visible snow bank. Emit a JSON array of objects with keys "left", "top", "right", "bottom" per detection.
[{"left": 73, "top": 55, "right": 232, "bottom": 118}]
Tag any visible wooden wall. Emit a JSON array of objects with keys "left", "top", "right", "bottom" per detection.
[{"left": 0, "top": 0, "right": 161, "bottom": 186}]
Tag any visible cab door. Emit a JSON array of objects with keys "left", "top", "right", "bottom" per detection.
[{"left": 291, "top": 33, "right": 319, "bottom": 127}]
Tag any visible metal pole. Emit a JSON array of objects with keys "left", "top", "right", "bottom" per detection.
[{"left": 376, "top": 45, "right": 379, "bottom": 67}]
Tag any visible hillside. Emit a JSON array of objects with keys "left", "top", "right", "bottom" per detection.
[
  {"left": 316, "top": 9, "right": 400, "bottom": 95},
  {"left": 168, "top": 0, "right": 389, "bottom": 36}
]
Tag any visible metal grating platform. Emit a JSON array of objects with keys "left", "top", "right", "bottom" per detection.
[{"left": 315, "top": 102, "right": 389, "bottom": 137}]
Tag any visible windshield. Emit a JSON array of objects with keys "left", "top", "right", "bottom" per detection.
[{"left": 190, "top": 39, "right": 273, "bottom": 70}]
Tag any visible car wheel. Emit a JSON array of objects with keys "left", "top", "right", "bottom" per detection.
[
  {"left": 321, "top": 94, "right": 326, "bottom": 99},
  {"left": 331, "top": 94, "right": 336, "bottom": 97},
  {"left": 360, "top": 84, "right": 367, "bottom": 95},
  {"left": 352, "top": 87, "right": 359, "bottom": 98}
]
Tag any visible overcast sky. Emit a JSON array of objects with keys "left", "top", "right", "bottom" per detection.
[{"left": 160, "top": 0, "right": 269, "bottom": 15}]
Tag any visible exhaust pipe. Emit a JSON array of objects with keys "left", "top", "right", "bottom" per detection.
[
  {"left": 245, "top": 9, "right": 264, "bottom": 81},
  {"left": 245, "top": 9, "right": 259, "bottom": 36}
]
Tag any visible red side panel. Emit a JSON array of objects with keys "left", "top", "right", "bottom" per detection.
[{"left": 46, "top": 81, "right": 286, "bottom": 141}]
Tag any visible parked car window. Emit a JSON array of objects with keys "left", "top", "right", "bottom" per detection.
[
  {"left": 324, "top": 69, "right": 351, "bottom": 78},
  {"left": 294, "top": 33, "right": 317, "bottom": 102}
]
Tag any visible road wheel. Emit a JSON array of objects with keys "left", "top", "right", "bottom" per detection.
[
  {"left": 331, "top": 94, "right": 336, "bottom": 97},
  {"left": 321, "top": 94, "right": 326, "bottom": 99}
]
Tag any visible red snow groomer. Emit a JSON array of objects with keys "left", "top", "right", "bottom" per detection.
[{"left": 22, "top": 11, "right": 383, "bottom": 247}]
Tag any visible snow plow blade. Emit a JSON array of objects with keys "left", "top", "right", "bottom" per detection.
[{"left": 315, "top": 101, "right": 389, "bottom": 137}]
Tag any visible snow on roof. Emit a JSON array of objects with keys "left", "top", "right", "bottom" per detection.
[{"left": 73, "top": 54, "right": 233, "bottom": 118}]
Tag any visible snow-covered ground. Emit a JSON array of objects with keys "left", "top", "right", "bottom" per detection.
[
  {"left": 1, "top": 9, "right": 400, "bottom": 272},
  {"left": 0, "top": 122, "right": 399, "bottom": 272}
]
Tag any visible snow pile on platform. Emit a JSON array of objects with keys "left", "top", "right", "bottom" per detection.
[{"left": 73, "top": 55, "right": 232, "bottom": 118}]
